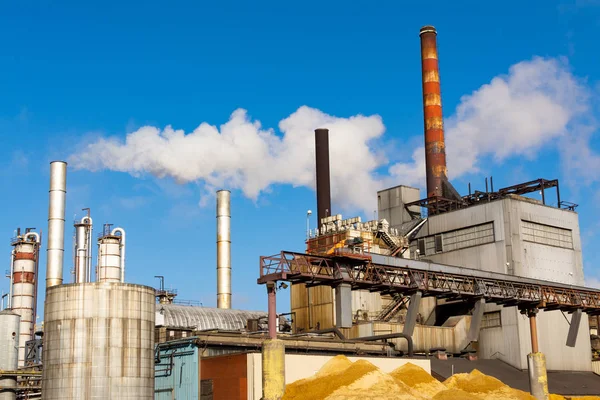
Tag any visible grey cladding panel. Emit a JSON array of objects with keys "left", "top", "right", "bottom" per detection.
[{"left": 521, "top": 220, "right": 573, "bottom": 249}]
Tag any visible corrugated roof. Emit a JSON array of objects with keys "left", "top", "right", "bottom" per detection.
[{"left": 156, "top": 303, "right": 267, "bottom": 331}]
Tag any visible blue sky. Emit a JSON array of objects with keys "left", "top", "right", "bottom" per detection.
[{"left": 1, "top": 1, "right": 600, "bottom": 316}]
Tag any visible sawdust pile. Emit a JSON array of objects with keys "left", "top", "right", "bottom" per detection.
[
  {"left": 390, "top": 362, "right": 446, "bottom": 398},
  {"left": 282, "top": 356, "right": 600, "bottom": 400},
  {"left": 442, "top": 369, "right": 535, "bottom": 400}
]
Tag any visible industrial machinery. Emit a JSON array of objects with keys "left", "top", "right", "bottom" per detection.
[
  {"left": 0, "top": 309, "right": 20, "bottom": 400},
  {"left": 41, "top": 161, "right": 155, "bottom": 400},
  {"left": 9, "top": 228, "right": 41, "bottom": 367}
]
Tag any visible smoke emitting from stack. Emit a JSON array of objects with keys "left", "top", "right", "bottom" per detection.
[{"left": 419, "top": 25, "right": 448, "bottom": 198}]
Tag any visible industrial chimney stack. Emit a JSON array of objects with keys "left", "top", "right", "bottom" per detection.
[
  {"left": 46, "top": 161, "right": 67, "bottom": 288},
  {"left": 216, "top": 190, "right": 231, "bottom": 309},
  {"left": 419, "top": 26, "right": 448, "bottom": 198},
  {"left": 315, "top": 128, "right": 331, "bottom": 226}
]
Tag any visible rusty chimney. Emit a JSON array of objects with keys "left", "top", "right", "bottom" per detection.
[
  {"left": 419, "top": 25, "right": 448, "bottom": 198},
  {"left": 315, "top": 128, "right": 331, "bottom": 227}
]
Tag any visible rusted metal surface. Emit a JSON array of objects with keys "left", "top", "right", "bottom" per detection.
[
  {"left": 258, "top": 251, "right": 600, "bottom": 314},
  {"left": 14, "top": 252, "right": 35, "bottom": 261},
  {"left": 315, "top": 128, "right": 331, "bottom": 226},
  {"left": 528, "top": 309, "right": 540, "bottom": 353},
  {"left": 420, "top": 26, "right": 447, "bottom": 198},
  {"left": 10, "top": 237, "right": 39, "bottom": 367},
  {"left": 267, "top": 282, "right": 277, "bottom": 339},
  {"left": 406, "top": 177, "right": 565, "bottom": 216},
  {"left": 12, "top": 272, "right": 34, "bottom": 283}
]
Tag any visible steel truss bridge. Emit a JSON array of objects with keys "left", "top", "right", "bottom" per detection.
[{"left": 258, "top": 251, "right": 600, "bottom": 315}]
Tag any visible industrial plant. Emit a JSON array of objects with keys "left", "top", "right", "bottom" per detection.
[{"left": 0, "top": 25, "right": 599, "bottom": 400}]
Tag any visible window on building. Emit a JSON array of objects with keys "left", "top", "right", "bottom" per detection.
[
  {"left": 418, "top": 239, "right": 426, "bottom": 255},
  {"left": 434, "top": 234, "right": 443, "bottom": 253},
  {"left": 481, "top": 311, "right": 502, "bottom": 329}
]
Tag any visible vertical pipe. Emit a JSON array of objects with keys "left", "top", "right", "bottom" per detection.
[
  {"left": 74, "top": 223, "right": 88, "bottom": 283},
  {"left": 8, "top": 250, "right": 14, "bottom": 309},
  {"left": 111, "top": 227, "right": 126, "bottom": 282},
  {"left": 420, "top": 26, "right": 447, "bottom": 198},
  {"left": 216, "top": 190, "right": 231, "bottom": 309},
  {"left": 485, "top": 177, "right": 489, "bottom": 193},
  {"left": 490, "top": 176, "right": 494, "bottom": 192},
  {"left": 87, "top": 222, "right": 93, "bottom": 282},
  {"left": 529, "top": 310, "right": 539, "bottom": 353},
  {"left": 468, "top": 183, "right": 471, "bottom": 196},
  {"left": 46, "top": 161, "right": 67, "bottom": 289},
  {"left": 541, "top": 179, "right": 546, "bottom": 205},
  {"left": 267, "top": 282, "right": 277, "bottom": 339},
  {"left": 315, "top": 128, "right": 331, "bottom": 227},
  {"left": 556, "top": 181, "right": 561, "bottom": 208}
]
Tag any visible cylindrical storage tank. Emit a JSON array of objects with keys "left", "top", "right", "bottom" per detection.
[
  {"left": 97, "top": 236, "right": 121, "bottom": 283},
  {"left": 42, "top": 283, "right": 155, "bottom": 399},
  {"left": 11, "top": 240, "right": 37, "bottom": 366},
  {"left": 0, "top": 309, "right": 20, "bottom": 400}
]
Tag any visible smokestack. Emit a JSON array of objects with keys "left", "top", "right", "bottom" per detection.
[
  {"left": 315, "top": 128, "right": 331, "bottom": 226},
  {"left": 46, "top": 161, "right": 67, "bottom": 288},
  {"left": 216, "top": 190, "right": 231, "bottom": 309},
  {"left": 419, "top": 26, "right": 448, "bottom": 198}
]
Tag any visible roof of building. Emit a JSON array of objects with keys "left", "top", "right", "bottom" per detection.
[{"left": 156, "top": 303, "right": 267, "bottom": 331}]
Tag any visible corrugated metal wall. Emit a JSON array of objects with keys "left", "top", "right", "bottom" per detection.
[{"left": 155, "top": 340, "right": 199, "bottom": 400}]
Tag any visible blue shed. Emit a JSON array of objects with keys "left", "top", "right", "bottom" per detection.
[{"left": 155, "top": 338, "right": 200, "bottom": 400}]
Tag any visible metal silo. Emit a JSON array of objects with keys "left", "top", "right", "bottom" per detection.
[
  {"left": 42, "top": 283, "right": 155, "bottom": 399},
  {"left": 10, "top": 231, "right": 40, "bottom": 367},
  {"left": 41, "top": 162, "right": 155, "bottom": 399},
  {"left": 97, "top": 227, "right": 125, "bottom": 283},
  {"left": 0, "top": 309, "right": 20, "bottom": 400}
]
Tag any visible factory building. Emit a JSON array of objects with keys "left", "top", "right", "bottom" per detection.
[{"left": 1, "top": 24, "right": 600, "bottom": 400}]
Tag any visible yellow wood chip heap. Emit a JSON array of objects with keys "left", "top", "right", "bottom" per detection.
[{"left": 282, "top": 356, "right": 600, "bottom": 400}]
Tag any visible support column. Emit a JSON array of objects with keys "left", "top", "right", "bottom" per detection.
[
  {"left": 403, "top": 291, "right": 422, "bottom": 337},
  {"left": 529, "top": 309, "right": 539, "bottom": 353},
  {"left": 267, "top": 282, "right": 277, "bottom": 339},
  {"left": 566, "top": 309, "right": 583, "bottom": 347},
  {"left": 467, "top": 298, "right": 485, "bottom": 342},
  {"left": 526, "top": 309, "right": 549, "bottom": 400},
  {"left": 263, "top": 281, "right": 285, "bottom": 400}
]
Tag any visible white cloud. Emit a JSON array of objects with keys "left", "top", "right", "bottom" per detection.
[
  {"left": 69, "top": 57, "right": 597, "bottom": 216},
  {"left": 70, "top": 106, "right": 388, "bottom": 214},
  {"left": 396, "top": 57, "right": 591, "bottom": 179}
]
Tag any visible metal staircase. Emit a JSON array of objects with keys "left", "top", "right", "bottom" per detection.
[
  {"left": 377, "top": 294, "right": 409, "bottom": 322},
  {"left": 377, "top": 230, "right": 403, "bottom": 256}
]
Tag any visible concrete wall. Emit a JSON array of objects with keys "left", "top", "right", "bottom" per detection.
[
  {"left": 247, "top": 353, "right": 431, "bottom": 400},
  {"left": 413, "top": 196, "right": 592, "bottom": 371}
]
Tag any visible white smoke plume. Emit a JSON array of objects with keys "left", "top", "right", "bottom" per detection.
[
  {"left": 70, "top": 106, "right": 390, "bottom": 213},
  {"left": 70, "top": 57, "right": 595, "bottom": 215},
  {"left": 396, "top": 56, "right": 591, "bottom": 180}
]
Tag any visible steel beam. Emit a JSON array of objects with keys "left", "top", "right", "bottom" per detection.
[
  {"left": 467, "top": 298, "right": 485, "bottom": 342},
  {"left": 403, "top": 291, "right": 422, "bottom": 337},
  {"left": 566, "top": 309, "right": 583, "bottom": 348}
]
